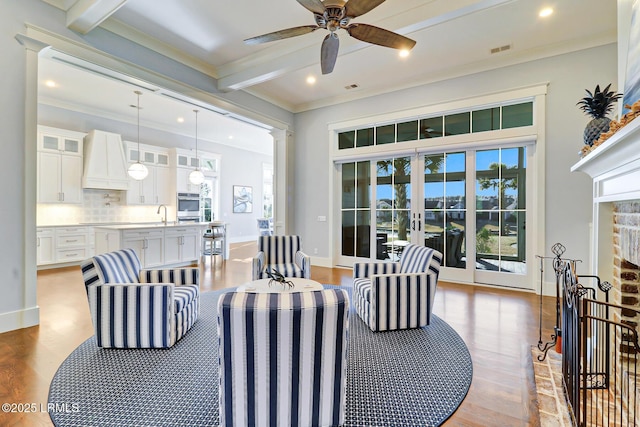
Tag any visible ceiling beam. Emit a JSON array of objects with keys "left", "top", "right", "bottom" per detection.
[
  {"left": 217, "top": 0, "right": 514, "bottom": 91},
  {"left": 67, "top": 0, "right": 129, "bottom": 34}
]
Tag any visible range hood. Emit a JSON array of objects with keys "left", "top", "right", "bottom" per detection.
[{"left": 82, "top": 130, "right": 129, "bottom": 190}]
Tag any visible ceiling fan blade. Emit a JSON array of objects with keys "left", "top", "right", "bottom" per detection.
[
  {"left": 244, "top": 25, "right": 319, "bottom": 45},
  {"left": 344, "top": 0, "right": 386, "bottom": 18},
  {"left": 321, "top": 33, "right": 339, "bottom": 75},
  {"left": 347, "top": 24, "right": 416, "bottom": 50},
  {"left": 297, "top": 0, "right": 326, "bottom": 14}
]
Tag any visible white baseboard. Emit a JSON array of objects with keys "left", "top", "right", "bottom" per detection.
[
  {"left": 0, "top": 306, "right": 40, "bottom": 333},
  {"left": 311, "top": 256, "right": 332, "bottom": 268},
  {"left": 540, "top": 280, "right": 560, "bottom": 297}
]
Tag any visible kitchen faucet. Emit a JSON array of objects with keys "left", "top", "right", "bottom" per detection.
[{"left": 157, "top": 204, "right": 168, "bottom": 225}]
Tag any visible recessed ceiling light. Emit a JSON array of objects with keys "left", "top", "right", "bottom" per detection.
[
  {"left": 228, "top": 135, "right": 233, "bottom": 139},
  {"left": 539, "top": 7, "right": 553, "bottom": 17},
  {"left": 45, "top": 80, "right": 57, "bottom": 88},
  {"left": 177, "top": 117, "right": 185, "bottom": 123},
  {"left": 399, "top": 49, "right": 410, "bottom": 58},
  {"left": 306, "top": 75, "right": 316, "bottom": 85}
]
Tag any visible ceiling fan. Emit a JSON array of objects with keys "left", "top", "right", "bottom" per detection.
[{"left": 244, "top": 0, "right": 416, "bottom": 75}]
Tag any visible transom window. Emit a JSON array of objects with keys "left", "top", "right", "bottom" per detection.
[{"left": 338, "top": 101, "right": 533, "bottom": 150}]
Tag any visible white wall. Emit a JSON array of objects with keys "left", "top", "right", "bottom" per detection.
[
  {"left": 1, "top": 0, "right": 293, "bottom": 332},
  {"left": 293, "top": 44, "right": 618, "bottom": 280}
]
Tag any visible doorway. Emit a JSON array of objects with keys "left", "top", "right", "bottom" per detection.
[{"left": 337, "top": 144, "right": 532, "bottom": 289}]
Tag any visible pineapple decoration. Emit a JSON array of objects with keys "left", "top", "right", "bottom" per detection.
[{"left": 577, "top": 83, "right": 623, "bottom": 147}]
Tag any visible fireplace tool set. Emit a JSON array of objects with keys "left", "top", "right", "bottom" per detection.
[{"left": 535, "top": 242, "right": 579, "bottom": 362}]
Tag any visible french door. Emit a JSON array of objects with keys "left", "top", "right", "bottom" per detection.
[{"left": 338, "top": 144, "right": 533, "bottom": 289}]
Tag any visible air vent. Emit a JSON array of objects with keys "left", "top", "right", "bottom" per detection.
[
  {"left": 490, "top": 44, "right": 512, "bottom": 54},
  {"left": 345, "top": 84, "right": 359, "bottom": 90}
]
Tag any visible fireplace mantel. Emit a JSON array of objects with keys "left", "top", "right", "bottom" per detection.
[{"left": 572, "top": 117, "right": 640, "bottom": 202}]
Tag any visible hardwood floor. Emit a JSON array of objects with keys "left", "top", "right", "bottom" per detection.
[{"left": 0, "top": 242, "right": 554, "bottom": 426}]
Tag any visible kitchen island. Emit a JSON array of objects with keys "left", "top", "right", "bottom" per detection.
[{"left": 94, "top": 222, "right": 210, "bottom": 268}]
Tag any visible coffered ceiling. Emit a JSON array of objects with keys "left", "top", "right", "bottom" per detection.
[{"left": 38, "top": 0, "right": 617, "bottom": 151}]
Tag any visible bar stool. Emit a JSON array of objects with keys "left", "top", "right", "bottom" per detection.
[
  {"left": 256, "top": 218, "right": 273, "bottom": 236},
  {"left": 202, "top": 222, "right": 226, "bottom": 260}
]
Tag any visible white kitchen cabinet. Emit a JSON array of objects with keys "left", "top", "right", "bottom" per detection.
[
  {"left": 123, "top": 229, "right": 164, "bottom": 268},
  {"left": 176, "top": 153, "right": 199, "bottom": 169},
  {"left": 38, "top": 128, "right": 83, "bottom": 155},
  {"left": 36, "top": 228, "right": 55, "bottom": 265},
  {"left": 182, "top": 231, "right": 199, "bottom": 261},
  {"left": 93, "top": 224, "right": 205, "bottom": 267},
  {"left": 94, "top": 229, "right": 121, "bottom": 255},
  {"left": 171, "top": 148, "right": 203, "bottom": 194},
  {"left": 175, "top": 167, "right": 202, "bottom": 194},
  {"left": 56, "top": 227, "right": 88, "bottom": 247},
  {"left": 55, "top": 226, "right": 90, "bottom": 263},
  {"left": 37, "top": 226, "right": 93, "bottom": 267},
  {"left": 125, "top": 142, "right": 172, "bottom": 205},
  {"left": 127, "top": 164, "right": 172, "bottom": 205},
  {"left": 37, "top": 127, "right": 85, "bottom": 204},
  {"left": 127, "top": 172, "right": 152, "bottom": 205},
  {"left": 38, "top": 152, "right": 84, "bottom": 203},
  {"left": 126, "top": 178, "right": 142, "bottom": 205},
  {"left": 155, "top": 165, "right": 171, "bottom": 204},
  {"left": 164, "top": 227, "right": 199, "bottom": 265},
  {"left": 38, "top": 152, "right": 61, "bottom": 203},
  {"left": 59, "top": 155, "right": 84, "bottom": 203}
]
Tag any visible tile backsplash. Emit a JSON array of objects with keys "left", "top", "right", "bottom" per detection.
[{"left": 37, "top": 189, "right": 174, "bottom": 225}]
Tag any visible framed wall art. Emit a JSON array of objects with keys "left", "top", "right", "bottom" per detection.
[{"left": 233, "top": 185, "right": 253, "bottom": 213}]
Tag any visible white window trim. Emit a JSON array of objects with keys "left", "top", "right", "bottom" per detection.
[{"left": 327, "top": 85, "right": 547, "bottom": 291}]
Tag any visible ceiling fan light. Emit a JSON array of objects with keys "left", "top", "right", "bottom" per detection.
[
  {"left": 189, "top": 168, "right": 205, "bottom": 185},
  {"left": 399, "top": 49, "right": 410, "bottom": 58},
  {"left": 128, "top": 162, "right": 149, "bottom": 180}
]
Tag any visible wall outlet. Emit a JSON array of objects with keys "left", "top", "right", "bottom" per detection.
[
  {"left": 314, "top": 248, "right": 318, "bottom": 255},
  {"left": 317, "top": 216, "right": 327, "bottom": 222}
]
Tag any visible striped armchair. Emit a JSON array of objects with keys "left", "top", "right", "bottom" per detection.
[
  {"left": 252, "top": 235, "right": 311, "bottom": 280},
  {"left": 218, "top": 289, "right": 349, "bottom": 427},
  {"left": 80, "top": 248, "right": 200, "bottom": 348},
  {"left": 353, "top": 244, "right": 442, "bottom": 332}
]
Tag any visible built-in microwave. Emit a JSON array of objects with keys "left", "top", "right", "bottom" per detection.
[{"left": 177, "top": 193, "right": 201, "bottom": 221}]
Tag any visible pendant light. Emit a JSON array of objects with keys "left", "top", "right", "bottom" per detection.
[
  {"left": 127, "top": 90, "right": 149, "bottom": 180},
  {"left": 189, "top": 109, "right": 205, "bottom": 185}
]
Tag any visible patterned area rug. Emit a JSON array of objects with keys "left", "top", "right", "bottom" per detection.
[{"left": 49, "top": 286, "right": 472, "bottom": 427}]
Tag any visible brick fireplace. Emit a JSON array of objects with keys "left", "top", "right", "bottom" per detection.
[
  {"left": 571, "top": 116, "right": 640, "bottom": 425},
  {"left": 613, "top": 201, "right": 640, "bottom": 322},
  {"left": 572, "top": 116, "right": 640, "bottom": 301}
]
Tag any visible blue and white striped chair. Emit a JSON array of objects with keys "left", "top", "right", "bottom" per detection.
[
  {"left": 353, "top": 244, "right": 442, "bottom": 332},
  {"left": 80, "top": 248, "right": 200, "bottom": 348},
  {"left": 218, "top": 289, "right": 349, "bottom": 427},
  {"left": 252, "top": 235, "right": 311, "bottom": 280}
]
